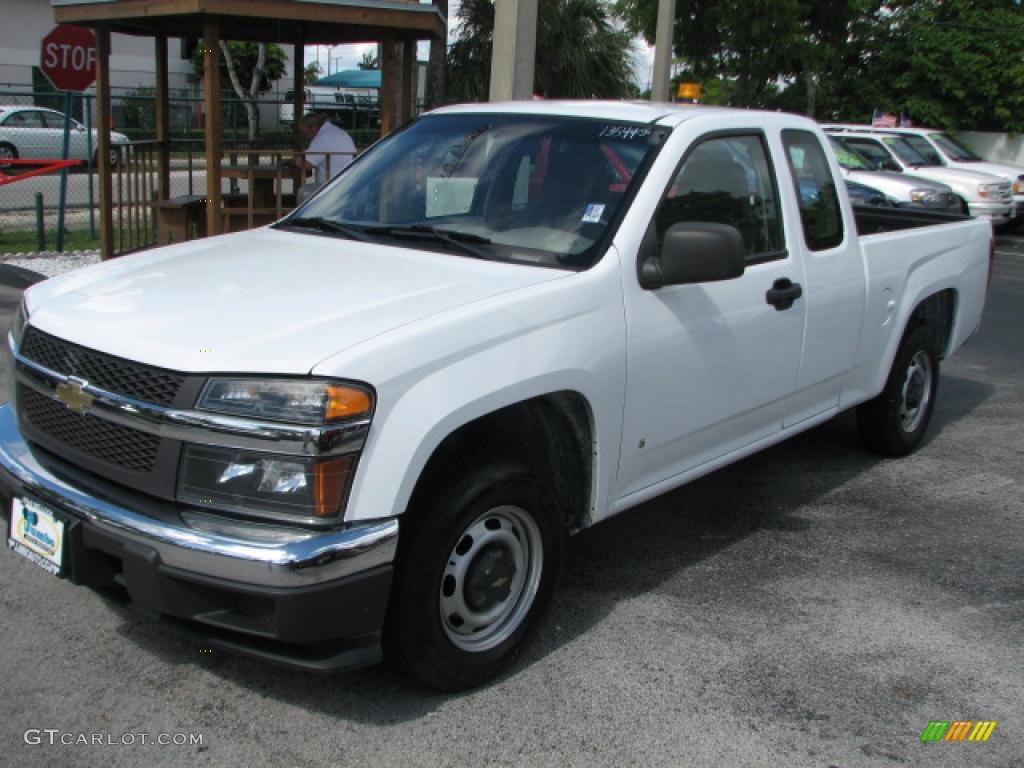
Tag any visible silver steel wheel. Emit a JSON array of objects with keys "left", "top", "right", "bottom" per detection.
[
  {"left": 899, "top": 350, "right": 933, "bottom": 433},
  {"left": 440, "top": 504, "right": 544, "bottom": 653}
]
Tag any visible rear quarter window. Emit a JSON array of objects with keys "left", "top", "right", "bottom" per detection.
[{"left": 782, "top": 130, "right": 844, "bottom": 251}]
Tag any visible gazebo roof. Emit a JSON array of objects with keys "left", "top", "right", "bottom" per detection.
[{"left": 50, "top": 0, "right": 444, "bottom": 45}]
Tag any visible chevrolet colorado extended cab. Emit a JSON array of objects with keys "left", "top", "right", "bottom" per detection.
[{"left": 1, "top": 102, "right": 992, "bottom": 691}]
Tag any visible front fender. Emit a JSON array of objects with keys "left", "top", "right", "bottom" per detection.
[{"left": 314, "top": 250, "right": 629, "bottom": 526}]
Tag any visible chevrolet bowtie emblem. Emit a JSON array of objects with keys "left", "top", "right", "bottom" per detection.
[{"left": 55, "top": 377, "right": 93, "bottom": 413}]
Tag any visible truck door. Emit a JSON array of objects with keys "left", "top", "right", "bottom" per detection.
[
  {"left": 778, "top": 130, "right": 865, "bottom": 427},
  {"left": 617, "top": 131, "right": 806, "bottom": 500}
]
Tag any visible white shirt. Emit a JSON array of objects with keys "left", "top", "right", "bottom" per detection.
[{"left": 308, "top": 121, "right": 356, "bottom": 186}]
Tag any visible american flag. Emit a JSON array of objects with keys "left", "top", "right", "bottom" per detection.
[{"left": 872, "top": 109, "right": 898, "bottom": 128}]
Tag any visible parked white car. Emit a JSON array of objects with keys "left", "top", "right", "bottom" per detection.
[
  {"left": 828, "top": 135, "right": 959, "bottom": 212},
  {"left": 0, "top": 105, "right": 129, "bottom": 168},
  {"left": 870, "top": 127, "right": 1024, "bottom": 222},
  {"left": 827, "top": 128, "right": 1013, "bottom": 222},
  {"left": 2, "top": 102, "right": 992, "bottom": 690}
]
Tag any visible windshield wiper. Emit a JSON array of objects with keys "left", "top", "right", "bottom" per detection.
[
  {"left": 370, "top": 225, "right": 493, "bottom": 260},
  {"left": 281, "top": 217, "right": 374, "bottom": 242}
]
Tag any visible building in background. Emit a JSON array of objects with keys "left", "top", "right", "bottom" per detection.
[{"left": 1, "top": 0, "right": 202, "bottom": 92}]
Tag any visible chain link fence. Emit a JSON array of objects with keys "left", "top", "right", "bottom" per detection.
[{"left": 0, "top": 85, "right": 393, "bottom": 256}]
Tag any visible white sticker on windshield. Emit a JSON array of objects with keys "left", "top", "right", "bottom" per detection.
[
  {"left": 582, "top": 203, "right": 605, "bottom": 223},
  {"left": 426, "top": 177, "right": 478, "bottom": 218}
]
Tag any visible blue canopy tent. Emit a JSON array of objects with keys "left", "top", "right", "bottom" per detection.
[{"left": 314, "top": 70, "right": 382, "bottom": 89}]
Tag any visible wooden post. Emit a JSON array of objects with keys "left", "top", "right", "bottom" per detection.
[
  {"left": 96, "top": 27, "right": 114, "bottom": 260},
  {"left": 379, "top": 37, "right": 398, "bottom": 136},
  {"left": 292, "top": 39, "right": 304, "bottom": 157},
  {"left": 155, "top": 34, "right": 170, "bottom": 202},
  {"left": 203, "top": 17, "right": 222, "bottom": 235},
  {"left": 401, "top": 38, "right": 416, "bottom": 124}
]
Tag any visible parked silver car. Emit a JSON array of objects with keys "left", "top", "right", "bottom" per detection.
[
  {"left": 0, "top": 105, "right": 129, "bottom": 168},
  {"left": 828, "top": 135, "right": 960, "bottom": 212}
]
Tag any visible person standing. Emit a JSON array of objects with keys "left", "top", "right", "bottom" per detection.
[{"left": 294, "top": 113, "right": 356, "bottom": 203}]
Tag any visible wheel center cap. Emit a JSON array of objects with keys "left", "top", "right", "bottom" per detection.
[
  {"left": 464, "top": 543, "right": 516, "bottom": 612},
  {"left": 907, "top": 371, "right": 924, "bottom": 408}
]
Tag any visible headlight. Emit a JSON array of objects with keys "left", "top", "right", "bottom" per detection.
[
  {"left": 11, "top": 299, "right": 28, "bottom": 349},
  {"left": 909, "top": 188, "right": 939, "bottom": 203},
  {"left": 177, "top": 445, "right": 355, "bottom": 521},
  {"left": 1013, "top": 177, "right": 1024, "bottom": 194},
  {"left": 197, "top": 378, "right": 373, "bottom": 425},
  {"left": 978, "top": 183, "right": 1004, "bottom": 198}
]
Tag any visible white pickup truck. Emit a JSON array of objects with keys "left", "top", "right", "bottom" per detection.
[{"left": 1, "top": 102, "right": 992, "bottom": 691}]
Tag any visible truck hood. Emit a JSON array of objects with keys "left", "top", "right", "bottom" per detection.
[
  {"left": 897, "top": 165, "right": 1004, "bottom": 195},
  {"left": 950, "top": 161, "right": 1024, "bottom": 186},
  {"left": 24, "top": 228, "right": 569, "bottom": 374}
]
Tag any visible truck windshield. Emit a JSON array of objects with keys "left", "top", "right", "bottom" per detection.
[
  {"left": 289, "top": 114, "right": 662, "bottom": 268},
  {"left": 828, "top": 137, "right": 872, "bottom": 170},
  {"left": 880, "top": 136, "right": 934, "bottom": 167},
  {"left": 929, "top": 132, "right": 983, "bottom": 162},
  {"left": 884, "top": 135, "right": 942, "bottom": 166},
  {"left": 842, "top": 137, "right": 904, "bottom": 171}
]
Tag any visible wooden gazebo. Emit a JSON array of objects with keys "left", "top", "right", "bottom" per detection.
[{"left": 50, "top": 0, "right": 445, "bottom": 258}]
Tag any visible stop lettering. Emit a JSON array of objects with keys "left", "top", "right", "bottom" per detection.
[{"left": 39, "top": 25, "right": 97, "bottom": 92}]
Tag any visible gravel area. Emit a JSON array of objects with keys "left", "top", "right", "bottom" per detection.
[{"left": 0, "top": 250, "right": 101, "bottom": 278}]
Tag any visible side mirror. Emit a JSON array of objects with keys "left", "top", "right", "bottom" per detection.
[
  {"left": 883, "top": 159, "right": 901, "bottom": 172},
  {"left": 639, "top": 222, "right": 746, "bottom": 289}
]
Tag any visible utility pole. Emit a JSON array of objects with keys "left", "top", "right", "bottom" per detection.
[
  {"left": 651, "top": 0, "right": 676, "bottom": 102},
  {"left": 489, "top": 0, "right": 538, "bottom": 101}
]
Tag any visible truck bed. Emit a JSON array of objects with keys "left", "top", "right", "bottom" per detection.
[{"left": 853, "top": 205, "right": 970, "bottom": 236}]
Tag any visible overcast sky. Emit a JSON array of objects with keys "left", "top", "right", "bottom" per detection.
[{"left": 307, "top": 0, "right": 655, "bottom": 89}]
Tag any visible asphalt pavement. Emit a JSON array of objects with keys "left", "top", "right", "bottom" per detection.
[{"left": 0, "top": 236, "right": 1021, "bottom": 768}]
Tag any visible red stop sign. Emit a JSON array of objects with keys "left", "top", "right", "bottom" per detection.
[{"left": 40, "top": 25, "right": 97, "bottom": 92}]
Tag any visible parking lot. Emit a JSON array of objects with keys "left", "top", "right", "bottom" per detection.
[{"left": 0, "top": 234, "right": 1021, "bottom": 768}]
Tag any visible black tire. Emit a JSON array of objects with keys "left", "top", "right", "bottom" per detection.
[
  {"left": 383, "top": 459, "right": 564, "bottom": 691},
  {"left": 957, "top": 196, "right": 970, "bottom": 216},
  {"left": 857, "top": 324, "right": 939, "bottom": 457},
  {"left": 0, "top": 142, "right": 18, "bottom": 170}
]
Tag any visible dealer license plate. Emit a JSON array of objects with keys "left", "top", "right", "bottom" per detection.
[{"left": 8, "top": 497, "right": 65, "bottom": 576}]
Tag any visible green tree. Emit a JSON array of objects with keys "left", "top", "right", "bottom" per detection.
[
  {"left": 871, "top": 0, "right": 1024, "bottom": 131},
  {"left": 447, "top": 0, "right": 638, "bottom": 102},
  {"left": 615, "top": 0, "right": 803, "bottom": 107},
  {"left": 358, "top": 49, "right": 380, "bottom": 70},
  {"left": 304, "top": 61, "right": 323, "bottom": 85},
  {"left": 193, "top": 41, "right": 288, "bottom": 141}
]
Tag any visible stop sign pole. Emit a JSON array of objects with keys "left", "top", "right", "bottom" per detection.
[{"left": 39, "top": 24, "right": 98, "bottom": 253}]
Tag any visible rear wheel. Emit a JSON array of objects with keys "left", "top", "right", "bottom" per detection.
[
  {"left": 0, "top": 142, "right": 17, "bottom": 170},
  {"left": 383, "top": 459, "right": 563, "bottom": 691},
  {"left": 857, "top": 324, "right": 939, "bottom": 456},
  {"left": 94, "top": 147, "right": 120, "bottom": 169}
]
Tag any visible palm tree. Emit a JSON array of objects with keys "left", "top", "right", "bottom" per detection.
[{"left": 447, "top": 0, "right": 638, "bottom": 102}]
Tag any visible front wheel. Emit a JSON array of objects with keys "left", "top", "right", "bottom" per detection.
[
  {"left": 383, "top": 460, "right": 563, "bottom": 691},
  {"left": 857, "top": 324, "right": 939, "bottom": 456},
  {"left": 94, "top": 147, "right": 120, "bottom": 169},
  {"left": 0, "top": 142, "right": 17, "bottom": 170}
]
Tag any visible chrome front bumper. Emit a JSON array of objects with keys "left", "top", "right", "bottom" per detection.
[{"left": 0, "top": 404, "right": 397, "bottom": 589}]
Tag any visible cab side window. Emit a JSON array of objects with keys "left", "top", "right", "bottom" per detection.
[
  {"left": 655, "top": 134, "right": 784, "bottom": 263},
  {"left": 5, "top": 111, "right": 45, "bottom": 128},
  {"left": 782, "top": 130, "right": 843, "bottom": 251}
]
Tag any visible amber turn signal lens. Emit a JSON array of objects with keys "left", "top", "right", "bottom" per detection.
[
  {"left": 325, "top": 385, "right": 372, "bottom": 421},
  {"left": 314, "top": 455, "right": 355, "bottom": 517}
]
